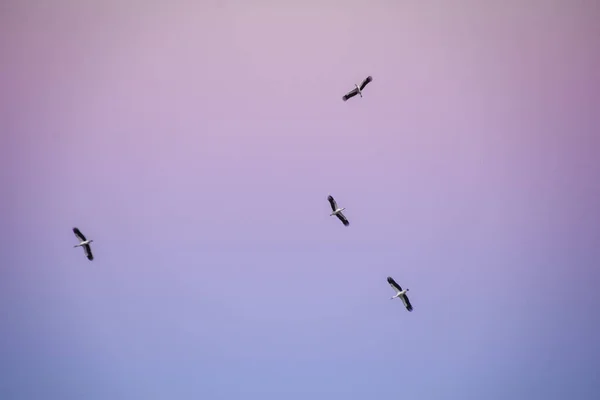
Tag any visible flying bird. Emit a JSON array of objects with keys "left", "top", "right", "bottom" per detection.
[
  {"left": 327, "top": 195, "right": 349, "bottom": 226},
  {"left": 73, "top": 227, "right": 94, "bottom": 261},
  {"left": 387, "top": 276, "right": 412, "bottom": 312},
  {"left": 342, "top": 76, "right": 373, "bottom": 101}
]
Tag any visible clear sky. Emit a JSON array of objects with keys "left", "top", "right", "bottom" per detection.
[{"left": 1, "top": 1, "right": 599, "bottom": 399}]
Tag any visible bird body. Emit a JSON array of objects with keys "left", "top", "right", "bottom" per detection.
[
  {"left": 391, "top": 289, "right": 408, "bottom": 299},
  {"left": 355, "top": 84, "right": 362, "bottom": 98},
  {"left": 330, "top": 207, "right": 346, "bottom": 216}
]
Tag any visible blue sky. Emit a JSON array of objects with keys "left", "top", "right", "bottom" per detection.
[{"left": 1, "top": 1, "right": 599, "bottom": 399}]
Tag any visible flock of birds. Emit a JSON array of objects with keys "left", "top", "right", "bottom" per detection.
[{"left": 71, "top": 74, "right": 415, "bottom": 313}]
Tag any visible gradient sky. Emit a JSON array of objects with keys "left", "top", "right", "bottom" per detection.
[{"left": 1, "top": 1, "right": 599, "bottom": 399}]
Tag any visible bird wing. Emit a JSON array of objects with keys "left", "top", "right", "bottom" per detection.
[
  {"left": 73, "top": 227, "right": 87, "bottom": 242},
  {"left": 359, "top": 75, "right": 373, "bottom": 90},
  {"left": 387, "top": 276, "right": 402, "bottom": 293},
  {"left": 327, "top": 195, "right": 338, "bottom": 211},
  {"left": 83, "top": 244, "right": 94, "bottom": 261},
  {"left": 342, "top": 88, "right": 359, "bottom": 101},
  {"left": 401, "top": 294, "right": 413, "bottom": 312},
  {"left": 336, "top": 212, "right": 350, "bottom": 226}
]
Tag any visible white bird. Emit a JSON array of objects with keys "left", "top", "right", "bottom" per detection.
[
  {"left": 73, "top": 227, "right": 94, "bottom": 261},
  {"left": 387, "top": 276, "right": 413, "bottom": 312},
  {"left": 327, "top": 195, "right": 349, "bottom": 226},
  {"left": 342, "top": 76, "right": 373, "bottom": 101}
]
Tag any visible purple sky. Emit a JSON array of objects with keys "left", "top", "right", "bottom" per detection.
[{"left": 1, "top": 1, "right": 599, "bottom": 399}]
